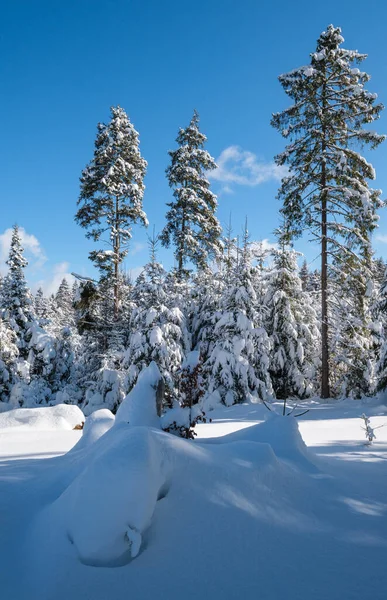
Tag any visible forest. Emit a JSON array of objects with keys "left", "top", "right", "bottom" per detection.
[{"left": 1, "top": 25, "right": 387, "bottom": 435}]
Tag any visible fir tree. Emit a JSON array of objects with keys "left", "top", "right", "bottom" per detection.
[
  {"left": 75, "top": 106, "right": 148, "bottom": 317},
  {"left": 0, "top": 317, "right": 19, "bottom": 402},
  {"left": 160, "top": 110, "right": 222, "bottom": 278},
  {"left": 34, "top": 287, "right": 51, "bottom": 325},
  {"left": 329, "top": 251, "right": 376, "bottom": 397},
  {"left": 54, "top": 278, "right": 75, "bottom": 328},
  {"left": 299, "top": 260, "right": 309, "bottom": 292},
  {"left": 1, "top": 225, "right": 35, "bottom": 358},
  {"left": 271, "top": 25, "right": 385, "bottom": 398},
  {"left": 123, "top": 235, "right": 188, "bottom": 406},
  {"left": 203, "top": 225, "right": 272, "bottom": 405},
  {"left": 265, "top": 245, "right": 319, "bottom": 400}
]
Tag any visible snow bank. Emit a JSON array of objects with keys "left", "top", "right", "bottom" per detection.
[
  {"left": 3, "top": 400, "right": 387, "bottom": 600},
  {"left": 61, "top": 425, "right": 168, "bottom": 566},
  {"left": 0, "top": 404, "right": 84, "bottom": 432},
  {"left": 69, "top": 409, "right": 115, "bottom": 453},
  {"left": 115, "top": 361, "right": 161, "bottom": 428},
  {"left": 201, "top": 412, "right": 318, "bottom": 472}
]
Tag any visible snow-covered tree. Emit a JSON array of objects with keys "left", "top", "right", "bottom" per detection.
[
  {"left": 272, "top": 24, "right": 385, "bottom": 398},
  {"left": 34, "top": 287, "right": 52, "bottom": 326},
  {"left": 330, "top": 252, "right": 375, "bottom": 398},
  {"left": 1, "top": 225, "right": 35, "bottom": 358},
  {"left": 299, "top": 260, "right": 309, "bottom": 292},
  {"left": 160, "top": 110, "right": 222, "bottom": 278},
  {"left": 203, "top": 226, "right": 272, "bottom": 405},
  {"left": 76, "top": 106, "right": 148, "bottom": 317},
  {"left": 123, "top": 236, "right": 188, "bottom": 407},
  {"left": 54, "top": 278, "right": 75, "bottom": 328},
  {"left": 374, "top": 262, "right": 387, "bottom": 393},
  {"left": 265, "top": 246, "right": 319, "bottom": 399},
  {"left": 0, "top": 317, "right": 19, "bottom": 402}
]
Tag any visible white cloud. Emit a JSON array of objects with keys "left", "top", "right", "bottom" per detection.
[
  {"left": 375, "top": 234, "right": 387, "bottom": 244},
  {"left": 0, "top": 227, "right": 47, "bottom": 275},
  {"left": 34, "top": 262, "right": 75, "bottom": 296},
  {"left": 251, "top": 239, "right": 277, "bottom": 254},
  {"left": 210, "top": 145, "right": 287, "bottom": 189},
  {"left": 129, "top": 242, "right": 147, "bottom": 256}
]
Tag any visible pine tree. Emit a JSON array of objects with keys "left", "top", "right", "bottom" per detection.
[
  {"left": 0, "top": 317, "right": 19, "bottom": 402},
  {"left": 330, "top": 256, "right": 374, "bottom": 397},
  {"left": 374, "top": 261, "right": 387, "bottom": 392},
  {"left": 299, "top": 260, "right": 309, "bottom": 292},
  {"left": 1, "top": 225, "right": 35, "bottom": 358},
  {"left": 54, "top": 278, "right": 75, "bottom": 328},
  {"left": 265, "top": 245, "right": 319, "bottom": 400},
  {"left": 34, "top": 287, "right": 51, "bottom": 325},
  {"left": 75, "top": 106, "right": 148, "bottom": 317},
  {"left": 160, "top": 110, "right": 222, "bottom": 278},
  {"left": 203, "top": 225, "right": 272, "bottom": 405},
  {"left": 123, "top": 235, "right": 188, "bottom": 407},
  {"left": 271, "top": 25, "right": 385, "bottom": 398}
]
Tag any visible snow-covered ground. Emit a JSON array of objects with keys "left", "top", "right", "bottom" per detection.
[{"left": 1, "top": 399, "right": 387, "bottom": 600}]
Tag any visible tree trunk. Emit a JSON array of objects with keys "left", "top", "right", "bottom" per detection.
[
  {"left": 321, "top": 185, "right": 330, "bottom": 398},
  {"left": 114, "top": 196, "right": 120, "bottom": 320},
  {"left": 320, "top": 65, "right": 330, "bottom": 399},
  {"left": 178, "top": 212, "right": 185, "bottom": 279}
]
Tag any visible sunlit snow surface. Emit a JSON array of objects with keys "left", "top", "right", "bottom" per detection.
[{"left": 0, "top": 398, "right": 387, "bottom": 600}]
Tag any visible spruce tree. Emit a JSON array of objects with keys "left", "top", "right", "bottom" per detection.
[
  {"left": 0, "top": 317, "right": 19, "bottom": 402},
  {"left": 203, "top": 225, "right": 272, "bottom": 405},
  {"left": 76, "top": 106, "right": 148, "bottom": 317},
  {"left": 299, "top": 260, "right": 309, "bottom": 292},
  {"left": 160, "top": 110, "right": 222, "bottom": 277},
  {"left": 271, "top": 25, "right": 384, "bottom": 398},
  {"left": 34, "top": 287, "right": 51, "bottom": 325},
  {"left": 54, "top": 278, "right": 75, "bottom": 328},
  {"left": 265, "top": 245, "right": 319, "bottom": 400},
  {"left": 2, "top": 225, "right": 35, "bottom": 358},
  {"left": 123, "top": 235, "right": 188, "bottom": 407},
  {"left": 330, "top": 253, "right": 374, "bottom": 397}
]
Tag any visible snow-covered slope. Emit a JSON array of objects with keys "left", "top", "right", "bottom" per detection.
[{"left": 0, "top": 399, "right": 386, "bottom": 600}]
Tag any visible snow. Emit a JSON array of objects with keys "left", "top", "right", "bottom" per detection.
[
  {"left": 70, "top": 408, "right": 115, "bottom": 452},
  {"left": 115, "top": 361, "right": 161, "bottom": 428},
  {"left": 62, "top": 425, "right": 167, "bottom": 565},
  {"left": 0, "top": 403, "right": 84, "bottom": 432},
  {"left": 1, "top": 398, "right": 387, "bottom": 599}
]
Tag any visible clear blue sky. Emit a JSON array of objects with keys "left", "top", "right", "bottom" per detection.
[{"left": 1, "top": 0, "right": 387, "bottom": 291}]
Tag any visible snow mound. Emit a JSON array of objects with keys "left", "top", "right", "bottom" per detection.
[
  {"left": 32, "top": 420, "right": 316, "bottom": 572},
  {"left": 202, "top": 412, "right": 318, "bottom": 472},
  {"left": 115, "top": 361, "right": 161, "bottom": 428},
  {"left": 0, "top": 404, "right": 85, "bottom": 432},
  {"left": 61, "top": 425, "right": 168, "bottom": 566},
  {"left": 70, "top": 409, "right": 115, "bottom": 453}
]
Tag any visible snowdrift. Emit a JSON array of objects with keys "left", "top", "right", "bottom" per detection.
[
  {"left": 201, "top": 412, "right": 319, "bottom": 472},
  {"left": 23, "top": 412, "right": 321, "bottom": 580},
  {"left": 115, "top": 361, "right": 162, "bottom": 428},
  {"left": 64, "top": 425, "right": 168, "bottom": 565},
  {"left": 0, "top": 403, "right": 84, "bottom": 432},
  {"left": 69, "top": 409, "right": 115, "bottom": 453}
]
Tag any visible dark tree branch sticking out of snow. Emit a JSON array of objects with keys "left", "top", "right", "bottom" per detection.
[{"left": 271, "top": 24, "right": 385, "bottom": 399}]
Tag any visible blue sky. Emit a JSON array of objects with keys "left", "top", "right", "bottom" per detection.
[{"left": 1, "top": 0, "right": 387, "bottom": 292}]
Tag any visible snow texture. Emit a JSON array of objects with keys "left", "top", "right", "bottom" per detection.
[
  {"left": 115, "top": 361, "right": 161, "bottom": 428},
  {"left": 0, "top": 403, "right": 84, "bottom": 431}
]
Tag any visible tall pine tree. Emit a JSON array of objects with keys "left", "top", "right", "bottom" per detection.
[
  {"left": 1, "top": 225, "right": 35, "bottom": 358},
  {"left": 271, "top": 25, "right": 384, "bottom": 397},
  {"left": 76, "top": 106, "right": 148, "bottom": 317},
  {"left": 160, "top": 110, "right": 222, "bottom": 278}
]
